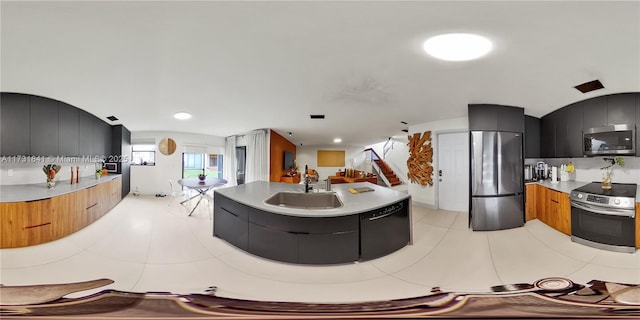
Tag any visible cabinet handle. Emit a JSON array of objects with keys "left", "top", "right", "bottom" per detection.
[
  {"left": 25, "top": 222, "right": 51, "bottom": 229},
  {"left": 26, "top": 198, "right": 51, "bottom": 203},
  {"left": 221, "top": 207, "right": 238, "bottom": 218},
  {"left": 86, "top": 203, "right": 98, "bottom": 210}
]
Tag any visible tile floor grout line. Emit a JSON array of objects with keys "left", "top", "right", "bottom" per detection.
[{"left": 486, "top": 232, "right": 505, "bottom": 286}]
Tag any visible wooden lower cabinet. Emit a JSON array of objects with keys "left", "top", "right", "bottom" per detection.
[
  {"left": 532, "top": 185, "right": 571, "bottom": 236},
  {"left": 525, "top": 184, "right": 538, "bottom": 221},
  {"left": 1, "top": 177, "right": 122, "bottom": 248},
  {"left": 0, "top": 199, "right": 53, "bottom": 248},
  {"left": 636, "top": 203, "right": 640, "bottom": 249}
]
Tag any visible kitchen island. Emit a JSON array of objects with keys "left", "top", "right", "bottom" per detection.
[{"left": 213, "top": 181, "right": 411, "bottom": 264}]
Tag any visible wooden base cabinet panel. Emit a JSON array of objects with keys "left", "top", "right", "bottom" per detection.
[
  {"left": 525, "top": 184, "right": 538, "bottom": 221},
  {"left": 1, "top": 177, "right": 122, "bottom": 248},
  {"left": 534, "top": 185, "right": 571, "bottom": 236},
  {"left": 0, "top": 199, "right": 53, "bottom": 248},
  {"left": 636, "top": 203, "right": 640, "bottom": 249}
]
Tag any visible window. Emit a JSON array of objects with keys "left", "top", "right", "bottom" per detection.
[
  {"left": 132, "top": 141, "right": 156, "bottom": 166},
  {"left": 182, "top": 152, "right": 223, "bottom": 178}
]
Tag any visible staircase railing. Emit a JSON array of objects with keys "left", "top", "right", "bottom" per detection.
[
  {"left": 382, "top": 138, "right": 393, "bottom": 159},
  {"left": 365, "top": 148, "right": 393, "bottom": 187}
]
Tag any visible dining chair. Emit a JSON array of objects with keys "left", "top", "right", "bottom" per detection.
[{"left": 168, "top": 179, "right": 190, "bottom": 207}]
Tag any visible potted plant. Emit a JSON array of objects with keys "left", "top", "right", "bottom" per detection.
[
  {"left": 601, "top": 157, "right": 624, "bottom": 189},
  {"left": 198, "top": 169, "right": 206, "bottom": 181}
]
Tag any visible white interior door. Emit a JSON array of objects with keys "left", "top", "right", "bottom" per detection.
[{"left": 438, "top": 132, "right": 469, "bottom": 212}]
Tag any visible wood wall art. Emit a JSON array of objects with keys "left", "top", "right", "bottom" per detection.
[{"left": 407, "top": 131, "right": 433, "bottom": 186}]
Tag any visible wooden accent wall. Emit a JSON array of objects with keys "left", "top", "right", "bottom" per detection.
[
  {"left": 636, "top": 203, "right": 640, "bottom": 248},
  {"left": 269, "top": 130, "right": 296, "bottom": 182}
]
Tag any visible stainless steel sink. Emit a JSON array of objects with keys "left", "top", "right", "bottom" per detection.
[{"left": 264, "top": 191, "right": 343, "bottom": 209}]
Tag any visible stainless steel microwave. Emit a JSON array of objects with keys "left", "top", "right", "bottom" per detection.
[
  {"left": 105, "top": 162, "right": 118, "bottom": 172},
  {"left": 583, "top": 124, "right": 635, "bottom": 156}
]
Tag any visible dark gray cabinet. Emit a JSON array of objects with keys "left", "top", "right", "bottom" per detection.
[
  {"left": 497, "top": 105, "right": 525, "bottom": 133},
  {"left": 607, "top": 93, "right": 636, "bottom": 125},
  {"left": 30, "top": 96, "right": 59, "bottom": 156},
  {"left": 247, "top": 208, "right": 359, "bottom": 264},
  {"left": 78, "top": 110, "right": 95, "bottom": 156},
  {"left": 111, "top": 125, "right": 131, "bottom": 197},
  {"left": 554, "top": 108, "right": 569, "bottom": 158},
  {"left": 213, "top": 193, "right": 249, "bottom": 250},
  {"left": 582, "top": 96, "right": 608, "bottom": 129},
  {"left": 524, "top": 116, "right": 540, "bottom": 158},
  {"left": 468, "top": 105, "right": 498, "bottom": 131},
  {"left": 93, "top": 118, "right": 111, "bottom": 158},
  {"left": 468, "top": 104, "right": 524, "bottom": 132},
  {"left": 566, "top": 101, "right": 584, "bottom": 157},
  {"left": 248, "top": 220, "right": 298, "bottom": 263},
  {"left": 0, "top": 93, "right": 30, "bottom": 155},
  {"left": 58, "top": 102, "right": 79, "bottom": 156},
  {"left": 540, "top": 114, "right": 555, "bottom": 158}
]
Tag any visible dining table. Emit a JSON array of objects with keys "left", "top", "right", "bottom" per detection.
[{"left": 177, "top": 177, "right": 228, "bottom": 216}]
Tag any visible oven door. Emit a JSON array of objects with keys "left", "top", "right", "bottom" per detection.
[{"left": 570, "top": 201, "right": 636, "bottom": 252}]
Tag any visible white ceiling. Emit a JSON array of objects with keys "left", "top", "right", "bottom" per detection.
[{"left": 2, "top": 1, "right": 639, "bottom": 147}]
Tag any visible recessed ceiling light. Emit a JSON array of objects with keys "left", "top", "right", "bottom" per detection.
[
  {"left": 423, "top": 33, "right": 492, "bottom": 61},
  {"left": 334, "top": 138, "right": 342, "bottom": 143},
  {"left": 174, "top": 112, "right": 191, "bottom": 120}
]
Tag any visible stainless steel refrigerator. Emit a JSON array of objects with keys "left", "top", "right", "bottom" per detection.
[{"left": 470, "top": 131, "right": 524, "bottom": 231}]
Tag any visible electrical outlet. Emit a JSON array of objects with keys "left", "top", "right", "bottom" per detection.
[{"left": 7, "top": 169, "right": 13, "bottom": 177}]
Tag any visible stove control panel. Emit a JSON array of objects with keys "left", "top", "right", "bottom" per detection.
[{"left": 570, "top": 191, "right": 635, "bottom": 210}]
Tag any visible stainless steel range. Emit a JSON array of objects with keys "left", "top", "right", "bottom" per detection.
[{"left": 569, "top": 182, "right": 636, "bottom": 253}]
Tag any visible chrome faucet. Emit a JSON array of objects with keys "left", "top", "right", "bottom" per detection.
[{"left": 304, "top": 165, "right": 311, "bottom": 193}]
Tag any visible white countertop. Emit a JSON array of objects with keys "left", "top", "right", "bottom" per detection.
[
  {"left": 528, "top": 179, "right": 640, "bottom": 199},
  {"left": 214, "top": 181, "right": 411, "bottom": 217},
  {"left": 0, "top": 174, "right": 121, "bottom": 202}
]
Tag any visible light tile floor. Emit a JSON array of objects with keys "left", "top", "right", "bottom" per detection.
[{"left": 1, "top": 194, "right": 639, "bottom": 303}]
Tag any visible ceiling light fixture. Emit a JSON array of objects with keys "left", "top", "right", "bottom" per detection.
[
  {"left": 173, "top": 112, "right": 191, "bottom": 120},
  {"left": 334, "top": 138, "right": 342, "bottom": 143},
  {"left": 423, "top": 33, "right": 492, "bottom": 61}
]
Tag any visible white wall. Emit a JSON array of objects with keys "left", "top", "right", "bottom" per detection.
[
  {"left": 130, "top": 131, "right": 225, "bottom": 195},
  {"left": 408, "top": 117, "right": 468, "bottom": 207},
  {"left": 296, "top": 145, "right": 366, "bottom": 180}
]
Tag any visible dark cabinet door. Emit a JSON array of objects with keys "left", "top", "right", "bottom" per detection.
[
  {"left": 636, "top": 93, "right": 640, "bottom": 156},
  {"left": 78, "top": 110, "right": 94, "bottom": 156},
  {"left": 30, "top": 96, "right": 59, "bottom": 156},
  {"left": 93, "top": 119, "right": 111, "bottom": 158},
  {"left": 607, "top": 93, "right": 636, "bottom": 125},
  {"left": 298, "top": 231, "right": 359, "bottom": 264},
  {"left": 248, "top": 221, "right": 298, "bottom": 263},
  {"left": 554, "top": 109, "right": 569, "bottom": 158},
  {"left": 497, "top": 105, "right": 524, "bottom": 132},
  {"left": 540, "top": 114, "right": 555, "bottom": 158},
  {"left": 58, "top": 102, "right": 79, "bottom": 156},
  {"left": 524, "top": 116, "right": 540, "bottom": 158},
  {"left": 582, "top": 96, "right": 607, "bottom": 129},
  {"left": 213, "top": 193, "right": 249, "bottom": 251},
  {"left": 566, "top": 101, "right": 584, "bottom": 157},
  {"left": 468, "top": 104, "right": 498, "bottom": 131},
  {"left": 1, "top": 93, "right": 30, "bottom": 155}
]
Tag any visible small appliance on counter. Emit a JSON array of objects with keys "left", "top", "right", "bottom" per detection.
[
  {"left": 524, "top": 164, "right": 534, "bottom": 181},
  {"left": 536, "top": 161, "right": 548, "bottom": 180}
]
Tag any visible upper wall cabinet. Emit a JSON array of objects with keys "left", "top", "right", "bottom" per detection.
[
  {"left": 1, "top": 93, "right": 113, "bottom": 157},
  {"left": 468, "top": 104, "right": 524, "bottom": 132},
  {"left": 607, "top": 93, "right": 636, "bottom": 125},
  {"left": 30, "top": 96, "right": 60, "bottom": 156},
  {"left": 58, "top": 102, "right": 79, "bottom": 156},
  {"left": 539, "top": 92, "right": 638, "bottom": 158},
  {"left": 524, "top": 116, "right": 540, "bottom": 158},
  {"left": 0, "top": 93, "right": 30, "bottom": 156}
]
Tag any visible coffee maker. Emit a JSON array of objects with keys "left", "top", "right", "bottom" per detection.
[{"left": 536, "top": 161, "right": 548, "bottom": 180}]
